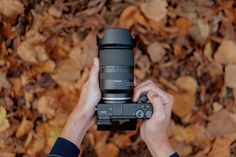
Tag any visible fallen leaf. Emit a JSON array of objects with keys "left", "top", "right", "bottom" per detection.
[
  {"left": 170, "top": 140, "right": 193, "bottom": 157},
  {"left": 204, "top": 42, "right": 213, "bottom": 59},
  {"left": 17, "top": 33, "right": 48, "bottom": 63},
  {"left": 119, "top": 5, "right": 149, "bottom": 29},
  {"left": 0, "top": 106, "right": 10, "bottom": 133},
  {"left": 36, "top": 60, "right": 56, "bottom": 73},
  {"left": 0, "top": 152, "right": 15, "bottom": 157},
  {"left": 48, "top": 5, "right": 62, "bottom": 18},
  {"left": 0, "top": 72, "right": 11, "bottom": 89},
  {"left": 141, "top": 0, "right": 167, "bottom": 22},
  {"left": 212, "top": 102, "right": 223, "bottom": 113},
  {"left": 206, "top": 109, "right": 236, "bottom": 139},
  {"left": 147, "top": 42, "right": 166, "bottom": 63},
  {"left": 197, "top": 19, "right": 210, "bottom": 40},
  {"left": 33, "top": 96, "right": 56, "bottom": 119},
  {"left": 171, "top": 91, "right": 195, "bottom": 118},
  {"left": 175, "top": 76, "right": 198, "bottom": 93},
  {"left": 16, "top": 117, "right": 34, "bottom": 138},
  {"left": 207, "top": 138, "right": 231, "bottom": 157},
  {"left": 225, "top": 64, "right": 236, "bottom": 88},
  {"left": 214, "top": 39, "right": 236, "bottom": 64},
  {"left": 0, "top": 0, "right": 24, "bottom": 17},
  {"left": 176, "top": 17, "right": 192, "bottom": 35},
  {"left": 171, "top": 124, "right": 196, "bottom": 143}
]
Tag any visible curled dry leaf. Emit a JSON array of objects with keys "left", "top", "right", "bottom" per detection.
[
  {"left": 17, "top": 33, "right": 48, "bottom": 63},
  {"left": 175, "top": 76, "right": 198, "bottom": 93},
  {"left": 214, "top": 39, "right": 236, "bottom": 64},
  {"left": 0, "top": 106, "right": 10, "bottom": 133},
  {"left": 0, "top": 0, "right": 24, "bottom": 17},
  {"left": 141, "top": 0, "right": 167, "bottom": 22},
  {"left": 207, "top": 138, "right": 232, "bottom": 157},
  {"left": 225, "top": 64, "right": 236, "bottom": 88},
  {"left": 16, "top": 118, "right": 34, "bottom": 138},
  {"left": 147, "top": 42, "right": 166, "bottom": 63},
  {"left": 206, "top": 109, "right": 236, "bottom": 139},
  {"left": 171, "top": 91, "right": 195, "bottom": 118}
]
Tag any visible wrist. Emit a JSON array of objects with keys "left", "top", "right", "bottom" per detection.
[
  {"left": 61, "top": 111, "right": 92, "bottom": 147},
  {"left": 143, "top": 133, "right": 175, "bottom": 157}
]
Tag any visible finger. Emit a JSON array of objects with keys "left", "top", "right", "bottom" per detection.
[
  {"left": 147, "top": 91, "right": 166, "bottom": 119},
  {"left": 135, "top": 80, "right": 154, "bottom": 90},
  {"left": 134, "top": 77, "right": 137, "bottom": 86},
  {"left": 133, "top": 83, "right": 172, "bottom": 105},
  {"left": 133, "top": 80, "right": 154, "bottom": 101},
  {"left": 88, "top": 58, "right": 99, "bottom": 85}
]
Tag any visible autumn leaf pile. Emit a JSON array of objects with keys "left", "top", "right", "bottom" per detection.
[{"left": 0, "top": 0, "right": 236, "bottom": 157}]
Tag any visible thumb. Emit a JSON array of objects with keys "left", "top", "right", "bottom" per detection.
[
  {"left": 88, "top": 58, "right": 99, "bottom": 84},
  {"left": 147, "top": 91, "right": 165, "bottom": 119}
]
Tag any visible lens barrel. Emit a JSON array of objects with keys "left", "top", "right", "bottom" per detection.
[{"left": 97, "top": 28, "right": 136, "bottom": 103}]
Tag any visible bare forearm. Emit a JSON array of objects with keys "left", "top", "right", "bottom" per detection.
[
  {"left": 61, "top": 109, "right": 92, "bottom": 147},
  {"left": 144, "top": 134, "right": 175, "bottom": 157}
]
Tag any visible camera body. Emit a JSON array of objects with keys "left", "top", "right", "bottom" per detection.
[
  {"left": 97, "top": 93, "right": 153, "bottom": 130},
  {"left": 96, "top": 28, "right": 153, "bottom": 130}
]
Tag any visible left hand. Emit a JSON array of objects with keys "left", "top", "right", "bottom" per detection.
[{"left": 61, "top": 58, "right": 101, "bottom": 147}]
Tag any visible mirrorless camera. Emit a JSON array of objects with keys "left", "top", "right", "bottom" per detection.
[{"left": 96, "top": 28, "right": 153, "bottom": 130}]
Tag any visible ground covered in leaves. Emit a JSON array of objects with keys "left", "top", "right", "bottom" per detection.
[{"left": 0, "top": 0, "right": 236, "bottom": 157}]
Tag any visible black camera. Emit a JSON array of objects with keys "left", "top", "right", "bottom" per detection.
[{"left": 96, "top": 28, "right": 153, "bottom": 130}]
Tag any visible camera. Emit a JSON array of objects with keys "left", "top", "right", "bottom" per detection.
[{"left": 96, "top": 28, "right": 153, "bottom": 130}]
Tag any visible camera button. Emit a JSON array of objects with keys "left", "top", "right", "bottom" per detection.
[
  {"left": 145, "top": 110, "right": 153, "bottom": 118},
  {"left": 135, "top": 110, "right": 144, "bottom": 119}
]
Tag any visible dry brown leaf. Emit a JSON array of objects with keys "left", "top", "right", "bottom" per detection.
[
  {"left": 0, "top": 0, "right": 24, "bottom": 17},
  {"left": 0, "top": 72, "right": 11, "bottom": 89},
  {"left": 0, "top": 106, "right": 10, "bottom": 133},
  {"left": 207, "top": 138, "right": 231, "bottom": 157},
  {"left": 214, "top": 39, "right": 236, "bottom": 64},
  {"left": 225, "top": 64, "right": 236, "bottom": 88},
  {"left": 176, "top": 17, "right": 192, "bottom": 35},
  {"left": 36, "top": 60, "right": 56, "bottom": 73},
  {"left": 48, "top": 5, "right": 62, "bottom": 18},
  {"left": 119, "top": 5, "right": 149, "bottom": 29},
  {"left": 171, "top": 91, "right": 195, "bottom": 118},
  {"left": 95, "top": 142, "right": 119, "bottom": 157},
  {"left": 175, "top": 76, "right": 198, "bottom": 93},
  {"left": 0, "top": 152, "right": 15, "bottom": 157},
  {"left": 113, "top": 134, "right": 132, "bottom": 148},
  {"left": 197, "top": 19, "right": 210, "bottom": 40},
  {"left": 16, "top": 118, "right": 34, "bottom": 138},
  {"left": 170, "top": 140, "right": 193, "bottom": 157},
  {"left": 171, "top": 124, "right": 196, "bottom": 143},
  {"left": 204, "top": 42, "right": 213, "bottom": 59},
  {"left": 147, "top": 42, "right": 166, "bottom": 63},
  {"left": 17, "top": 33, "right": 48, "bottom": 63},
  {"left": 34, "top": 96, "right": 56, "bottom": 119},
  {"left": 141, "top": 0, "right": 167, "bottom": 22},
  {"left": 206, "top": 109, "right": 236, "bottom": 139}
]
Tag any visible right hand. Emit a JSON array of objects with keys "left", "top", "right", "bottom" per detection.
[{"left": 133, "top": 80, "right": 175, "bottom": 157}]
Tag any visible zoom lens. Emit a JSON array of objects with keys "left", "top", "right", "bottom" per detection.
[{"left": 97, "top": 28, "right": 136, "bottom": 104}]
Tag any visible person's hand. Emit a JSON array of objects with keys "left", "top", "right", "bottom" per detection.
[
  {"left": 133, "top": 80, "right": 175, "bottom": 157},
  {"left": 61, "top": 58, "right": 101, "bottom": 147}
]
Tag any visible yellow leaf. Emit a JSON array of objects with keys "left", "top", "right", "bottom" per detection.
[{"left": 175, "top": 76, "right": 198, "bottom": 93}]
